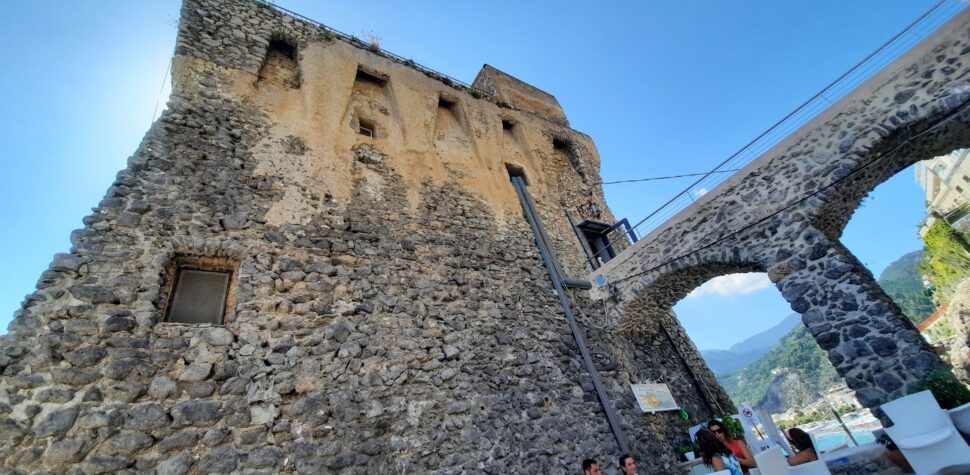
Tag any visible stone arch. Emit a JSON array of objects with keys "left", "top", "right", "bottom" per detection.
[
  {"left": 618, "top": 253, "right": 768, "bottom": 332},
  {"left": 610, "top": 256, "right": 773, "bottom": 417},
  {"left": 811, "top": 85, "right": 970, "bottom": 240}
]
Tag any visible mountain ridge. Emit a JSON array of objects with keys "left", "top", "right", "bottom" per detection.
[{"left": 700, "top": 313, "right": 801, "bottom": 375}]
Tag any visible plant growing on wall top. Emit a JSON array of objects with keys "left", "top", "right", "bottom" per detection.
[{"left": 363, "top": 31, "right": 382, "bottom": 52}]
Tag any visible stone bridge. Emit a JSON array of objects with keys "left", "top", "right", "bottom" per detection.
[{"left": 591, "top": 9, "right": 970, "bottom": 410}]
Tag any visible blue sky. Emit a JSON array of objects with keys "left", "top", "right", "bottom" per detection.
[{"left": 0, "top": 1, "right": 950, "bottom": 348}]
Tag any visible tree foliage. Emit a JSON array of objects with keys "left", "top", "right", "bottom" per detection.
[
  {"left": 919, "top": 221, "right": 970, "bottom": 304},
  {"left": 878, "top": 250, "right": 936, "bottom": 325}
]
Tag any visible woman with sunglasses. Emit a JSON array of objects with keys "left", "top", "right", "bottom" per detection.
[
  {"left": 707, "top": 419, "right": 756, "bottom": 473},
  {"left": 694, "top": 428, "right": 744, "bottom": 475}
]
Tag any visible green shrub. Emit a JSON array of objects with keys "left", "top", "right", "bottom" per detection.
[
  {"left": 914, "top": 368, "right": 970, "bottom": 409},
  {"left": 722, "top": 414, "right": 744, "bottom": 439},
  {"left": 920, "top": 221, "right": 970, "bottom": 304}
]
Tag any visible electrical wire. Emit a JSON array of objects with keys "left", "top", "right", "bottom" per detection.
[{"left": 597, "top": 169, "right": 741, "bottom": 185}]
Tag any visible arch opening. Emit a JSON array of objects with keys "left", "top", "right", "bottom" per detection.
[
  {"left": 840, "top": 146, "right": 970, "bottom": 389},
  {"left": 632, "top": 260, "right": 873, "bottom": 447}
]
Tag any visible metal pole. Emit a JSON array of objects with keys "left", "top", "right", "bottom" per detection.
[
  {"left": 511, "top": 176, "right": 630, "bottom": 454},
  {"left": 829, "top": 403, "right": 859, "bottom": 447}
]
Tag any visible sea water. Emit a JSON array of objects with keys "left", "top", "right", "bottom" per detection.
[{"left": 814, "top": 430, "right": 877, "bottom": 452}]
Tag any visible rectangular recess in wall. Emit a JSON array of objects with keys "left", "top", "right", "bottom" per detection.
[
  {"left": 358, "top": 117, "right": 376, "bottom": 137},
  {"left": 502, "top": 118, "right": 515, "bottom": 131},
  {"left": 505, "top": 163, "right": 529, "bottom": 185},
  {"left": 167, "top": 269, "right": 231, "bottom": 324},
  {"left": 355, "top": 65, "right": 388, "bottom": 87},
  {"left": 160, "top": 256, "right": 237, "bottom": 325},
  {"left": 439, "top": 96, "right": 458, "bottom": 112}
]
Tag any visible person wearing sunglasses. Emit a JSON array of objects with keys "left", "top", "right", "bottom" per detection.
[
  {"left": 707, "top": 419, "right": 756, "bottom": 473},
  {"left": 694, "top": 428, "right": 744, "bottom": 475}
]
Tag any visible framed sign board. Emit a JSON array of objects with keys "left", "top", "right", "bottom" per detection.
[{"left": 631, "top": 383, "right": 679, "bottom": 413}]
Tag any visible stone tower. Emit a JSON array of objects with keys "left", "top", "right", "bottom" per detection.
[{"left": 0, "top": 0, "right": 731, "bottom": 473}]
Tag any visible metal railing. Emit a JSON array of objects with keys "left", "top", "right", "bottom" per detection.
[
  {"left": 595, "top": 0, "right": 967, "bottom": 264},
  {"left": 262, "top": 1, "right": 491, "bottom": 97}
]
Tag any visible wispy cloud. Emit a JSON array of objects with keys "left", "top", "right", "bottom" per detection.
[
  {"left": 687, "top": 273, "right": 772, "bottom": 299},
  {"left": 694, "top": 187, "right": 709, "bottom": 199}
]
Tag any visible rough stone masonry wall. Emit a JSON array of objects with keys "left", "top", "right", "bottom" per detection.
[
  {"left": 0, "top": 0, "right": 729, "bottom": 473},
  {"left": 592, "top": 8, "right": 970, "bottom": 413}
]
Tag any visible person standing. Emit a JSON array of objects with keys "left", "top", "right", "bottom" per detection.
[
  {"left": 618, "top": 454, "right": 637, "bottom": 475},
  {"left": 708, "top": 419, "right": 756, "bottom": 473}
]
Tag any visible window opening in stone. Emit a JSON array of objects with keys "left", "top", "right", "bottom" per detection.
[
  {"left": 577, "top": 221, "right": 617, "bottom": 266},
  {"left": 358, "top": 117, "right": 376, "bottom": 138},
  {"left": 553, "top": 138, "right": 569, "bottom": 151},
  {"left": 161, "top": 256, "right": 236, "bottom": 325},
  {"left": 355, "top": 66, "right": 388, "bottom": 87},
  {"left": 256, "top": 36, "right": 301, "bottom": 89},
  {"left": 502, "top": 119, "right": 514, "bottom": 131},
  {"left": 270, "top": 38, "right": 296, "bottom": 60},
  {"left": 505, "top": 163, "right": 529, "bottom": 185},
  {"left": 439, "top": 97, "right": 458, "bottom": 112}
]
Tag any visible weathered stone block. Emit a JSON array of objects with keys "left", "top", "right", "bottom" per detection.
[{"left": 31, "top": 407, "right": 78, "bottom": 437}]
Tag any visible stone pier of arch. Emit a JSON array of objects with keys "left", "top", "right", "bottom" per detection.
[{"left": 591, "top": 8, "right": 970, "bottom": 411}]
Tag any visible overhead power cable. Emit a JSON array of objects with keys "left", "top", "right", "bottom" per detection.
[
  {"left": 597, "top": 169, "right": 741, "bottom": 186},
  {"left": 605, "top": 93, "right": 970, "bottom": 287}
]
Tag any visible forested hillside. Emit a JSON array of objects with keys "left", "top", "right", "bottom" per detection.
[
  {"left": 880, "top": 250, "right": 935, "bottom": 325},
  {"left": 718, "top": 325, "right": 839, "bottom": 409}
]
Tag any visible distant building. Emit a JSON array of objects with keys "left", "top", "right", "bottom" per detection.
[
  {"left": 824, "top": 383, "right": 862, "bottom": 410},
  {"left": 916, "top": 149, "right": 970, "bottom": 234}
]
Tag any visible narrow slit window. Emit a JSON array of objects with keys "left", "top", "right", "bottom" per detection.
[
  {"left": 166, "top": 269, "right": 231, "bottom": 324},
  {"left": 358, "top": 117, "right": 376, "bottom": 137},
  {"left": 439, "top": 97, "right": 457, "bottom": 112},
  {"left": 355, "top": 66, "right": 388, "bottom": 87},
  {"left": 505, "top": 163, "right": 529, "bottom": 185}
]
